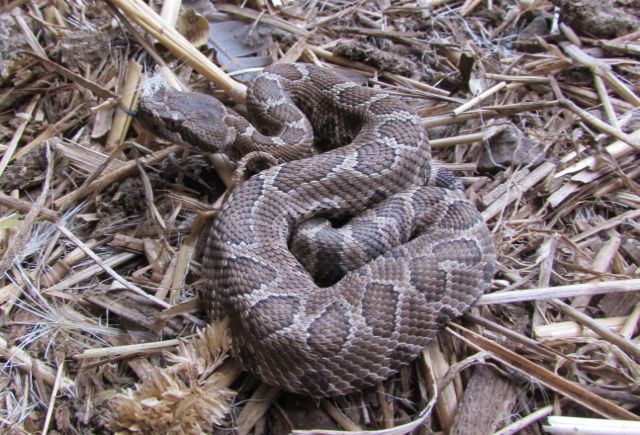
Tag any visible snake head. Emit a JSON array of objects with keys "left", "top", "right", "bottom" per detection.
[{"left": 138, "top": 88, "right": 236, "bottom": 153}]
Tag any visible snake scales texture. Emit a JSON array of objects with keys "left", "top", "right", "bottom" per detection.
[{"left": 139, "top": 63, "right": 496, "bottom": 397}]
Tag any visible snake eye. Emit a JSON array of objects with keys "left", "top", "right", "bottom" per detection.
[
  {"left": 165, "top": 118, "right": 183, "bottom": 131},
  {"left": 163, "top": 110, "right": 187, "bottom": 131}
]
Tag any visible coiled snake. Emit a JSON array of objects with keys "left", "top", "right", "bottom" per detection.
[{"left": 139, "top": 63, "right": 495, "bottom": 397}]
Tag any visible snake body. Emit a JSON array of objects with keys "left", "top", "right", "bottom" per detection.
[{"left": 139, "top": 63, "right": 495, "bottom": 397}]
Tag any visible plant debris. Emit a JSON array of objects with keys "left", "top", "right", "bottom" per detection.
[{"left": 0, "top": 0, "right": 639, "bottom": 433}]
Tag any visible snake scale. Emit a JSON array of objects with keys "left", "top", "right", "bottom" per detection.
[{"left": 139, "top": 63, "right": 496, "bottom": 397}]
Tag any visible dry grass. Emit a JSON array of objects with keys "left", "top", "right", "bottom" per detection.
[{"left": 0, "top": 0, "right": 639, "bottom": 433}]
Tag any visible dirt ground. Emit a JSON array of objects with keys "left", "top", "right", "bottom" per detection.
[{"left": 0, "top": 0, "right": 639, "bottom": 434}]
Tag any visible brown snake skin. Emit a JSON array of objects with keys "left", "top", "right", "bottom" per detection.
[{"left": 139, "top": 63, "right": 496, "bottom": 397}]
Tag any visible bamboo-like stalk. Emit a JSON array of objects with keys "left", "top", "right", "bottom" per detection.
[
  {"left": 169, "top": 236, "right": 196, "bottom": 304},
  {"left": 485, "top": 73, "right": 551, "bottom": 83},
  {"left": 216, "top": 3, "right": 310, "bottom": 37},
  {"left": 41, "top": 360, "right": 65, "bottom": 434},
  {"left": 423, "top": 337, "right": 458, "bottom": 432},
  {"left": 0, "top": 191, "right": 59, "bottom": 222},
  {"left": 0, "top": 95, "right": 39, "bottom": 178},
  {"left": 482, "top": 161, "right": 556, "bottom": 221},
  {"left": 534, "top": 316, "right": 626, "bottom": 339},
  {"left": 43, "top": 252, "right": 136, "bottom": 296},
  {"left": 555, "top": 128, "right": 640, "bottom": 177},
  {"left": 422, "top": 100, "right": 559, "bottom": 128},
  {"left": 76, "top": 339, "right": 181, "bottom": 359},
  {"left": 620, "top": 302, "right": 640, "bottom": 339},
  {"left": 159, "top": 0, "right": 181, "bottom": 28},
  {"left": 559, "top": 99, "right": 640, "bottom": 151},
  {"left": 321, "top": 400, "right": 363, "bottom": 431},
  {"left": 109, "top": 0, "right": 246, "bottom": 102},
  {"left": 105, "top": 59, "right": 142, "bottom": 153},
  {"left": 570, "top": 209, "right": 640, "bottom": 243},
  {"left": 453, "top": 82, "right": 507, "bottom": 115},
  {"left": 571, "top": 234, "right": 621, "bottom": 310},
  {"left": 543, "top": 416, "right": 640, "bottom": 434},
  {"left": 477, "top": 279, "right": 640, "bottom": 305},
  {"left": 41, "top": 239, "right": 99, "bottom": 287},
  {"left": 0, "top": 334, "right": 75, "bottom": 392},
  {"left": 14, "top": 104, "right": 85, "bottom": 160},
  {"left": 234, "top": 384, "right": 281, "bottom": 435},
  {"left": 430, "top": 125, "right": 507, "bottom": 149},
  {"left": 14, "top": 11, "right": 47, "bottom": 57},
  {"left": 494, "top": 405, "right": 553, "bottom": 435},
  {"left": 53, "top": 144, "right": 182, "bottom": 210},
  {"left": 594, "top": 75, "right": 619, "bottom": 129},
  {"left": 56, "top": 225, "right": 172, "bottom": 309},
  {"left": 449, "top": 325, "right": 639, "bottom": 421},
  {"left": 561, "top": 42, "right": 640, "bottom": 107},
  {"left": 550, "top": 299, "right": 640, "bottom": 361}
]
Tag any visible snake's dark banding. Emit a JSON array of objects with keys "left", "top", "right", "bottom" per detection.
[{"left": 139, "top": 63, "right": 495, "bottom": 397}]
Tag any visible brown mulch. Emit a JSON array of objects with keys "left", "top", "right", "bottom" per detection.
[{"left": 0, "top": 0, "right": 639, "bottom": 434}]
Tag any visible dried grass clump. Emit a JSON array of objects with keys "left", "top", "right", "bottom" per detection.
[{"left": 107, "top": 323, "right": 234, "bottom": 434}]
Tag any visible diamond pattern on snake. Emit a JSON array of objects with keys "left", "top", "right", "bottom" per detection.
[{"left": 139, "top": 63, "right": 495, "bottom": 397}]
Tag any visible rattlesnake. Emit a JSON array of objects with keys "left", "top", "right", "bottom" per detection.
[{"left": 139, "top": 63, "right": 495, "bottom": 397}]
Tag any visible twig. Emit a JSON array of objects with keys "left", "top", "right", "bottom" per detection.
[
  {"left": 543, "top": 416, "right": 640, "bottom": 434},
  {"left": 482, "top": 162, "right": 556, "bottom": 221},
  {"left": 41, "top": 360, "right": 65, "bottom": 434},
  {"left": 321, "top": 400, "right": 362, "bottom": 431},
  {"left": 23, "top": 52, "right": 114, "bottom": 99},
  {"left": 108, "top": 0, "right": 246, "bottom": 102},
  {"left": 55, "top": 225, "right": 171, "bottom": 309},
  {"left": 0, "top": 334, "right": 75, "bottom": 393},
  {"left": 234, "top": 384, "right": 282, "bottom": 435},
  {"left": 76, "top": 339, "right": 181, "bottom": 359},
  {"left": 448, "top": 325, "right": 639, "bottom": 421},
  {"left": 555, "top": 128, "right": 640, "bottom": 177},
  {"left": 430, "top": 125, "right": 507, "bottom": 149},
  {"left": 559, "top": 99, "right": 640, "bottom": 151},
  {"left": 53, "top": 144, "right": 182, "bottom": 210},
  {"left": 422, "top": 100, "right": 559, "bottom": 128},
  {"left": 105, "top": 59, "right": 142, "bottom": 153},
  {"left": 477, "top": 279, "right": 640, "bottom": 305},
  {"left": 570, "top": 209, "right": 640, "bottom": 243},
  {"left": 0, "top": 144, "right": 53, "bottom": 276},
  {"left": 217, "top": 3, "right": 310, "bottom": 37},
  {"left": 550, "top": 299, "right": 640, "bottom": 362},
  {"left": 561, "top": 42, "right": 640, "bottom": 107},
  {"left": 0, "top": 192, "right": 59, "bottom": 222},
  {"left": 493, "top": 405, "right": 553, "bottom": 435},
  {"left": 0, "top": 95, "right": 39, "bottom": 177},
  {"left": 453, "top": 82, "right": 506, "bottom": 115}
]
